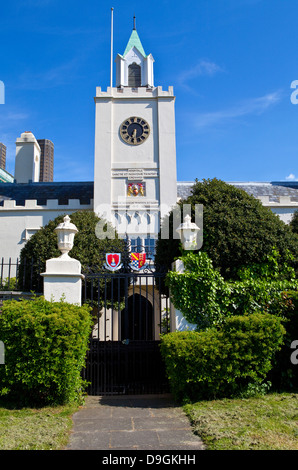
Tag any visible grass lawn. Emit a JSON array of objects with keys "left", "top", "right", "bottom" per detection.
[
  {"left": 1, "top": 393, "right": 298, "bottom": 450},
  {"left": 0, "top": 401, "right": 79, "bottom": 450},
  {"left": 184, "top": 392, "right": 298, "bottom": 450}
]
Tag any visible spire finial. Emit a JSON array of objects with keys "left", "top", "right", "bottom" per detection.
[{"left": 133, "top": 15, "right": 136, "bottom": 30}]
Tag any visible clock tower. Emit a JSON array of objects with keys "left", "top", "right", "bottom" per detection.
[{"left": 94, "top": 20, "right": 177, "bottom": 249}]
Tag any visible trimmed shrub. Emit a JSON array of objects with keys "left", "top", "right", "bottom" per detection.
[
  {"left": 269, "top": 290, "right": 298, "bottom": 391},
  {"left": 0, "top": 297, "right": 92, "bottom": 405},
  {"left": 160, "top": 313, "right": 286, "bottom": 402}
]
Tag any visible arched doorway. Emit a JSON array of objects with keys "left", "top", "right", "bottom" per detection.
[{"left": 121, "top": 294, "right": 153, "bottom": 341}]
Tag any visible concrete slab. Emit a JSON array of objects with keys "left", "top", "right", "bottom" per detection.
[{"left": 65, "top": 394, "right": 205, "bottom": 451}]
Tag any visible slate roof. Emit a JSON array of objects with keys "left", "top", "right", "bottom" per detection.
[
  {"left": 176, "top": 182, "right": 196, "bottom": 200},
  {"left": 0, "top": 180, "right": 297, "bottom": 207},
  {"left": 177, "top": 181, "right": 298, "bottom": 202},
  {"left": 0, "top": 182, "right": 94, "bottom": 206},
  {"left": 230, "top": 182, "right": 298, "bottom": 201}
]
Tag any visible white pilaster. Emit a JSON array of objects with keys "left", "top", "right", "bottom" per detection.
[
  {"left": 170, "top": 259, "right": 197, "bottom": 332},
  {"left": 41, "top": 215, "right": 84, "bottom": 306},
  {"left": 41, "top": 257, "right": 84, "bottom": 306}
]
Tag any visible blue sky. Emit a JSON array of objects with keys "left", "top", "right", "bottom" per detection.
[{"left": 0, "top": 0, "right": 298, "bottom": 183}]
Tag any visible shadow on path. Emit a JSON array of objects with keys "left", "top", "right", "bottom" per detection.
[{"left": 65, "top": 394, "right": 205, "bottom": 451}]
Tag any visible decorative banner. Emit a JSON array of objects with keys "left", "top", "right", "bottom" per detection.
[
  {"left": 129, "top": 252, "right": 147, "bottom": 271},
  {"left": 127, "top": 182, "right": 145, "bottom": 197},
  {"left": 104, "top": 253, "right": 122, "bottom": 271}
]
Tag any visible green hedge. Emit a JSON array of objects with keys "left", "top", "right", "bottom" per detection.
[
  {"left": 160, "top": 313, "right": 286, "bottom": 402},
  {"left": 269, "top": 290, "right": 298, "bottom": 391},
  {"left": 0, "top": 297, "right": 92, "bottom": 405}
]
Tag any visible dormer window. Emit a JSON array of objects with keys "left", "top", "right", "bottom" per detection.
[{"left": 128, "top": 63, "right": 141, "bottom": 87}]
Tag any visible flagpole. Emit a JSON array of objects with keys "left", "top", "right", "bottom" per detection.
[{"left": 110, "top": 7, "right": 114, "bottom": 88}]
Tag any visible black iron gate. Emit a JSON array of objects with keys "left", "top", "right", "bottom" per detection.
[{"left": 82, "top": 249, "right": 170, "bottom": 395}]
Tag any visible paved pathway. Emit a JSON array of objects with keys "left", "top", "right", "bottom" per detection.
[{"left": 65, "top": 394, "right": 205, "bottom": 451}]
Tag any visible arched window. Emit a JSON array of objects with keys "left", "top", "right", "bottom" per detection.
[
  {"left": 128, "top": 63, "right": 141, "bottom": 87},
  {"left": 114, "top": 212, "right": 122, "bottom": 226}
]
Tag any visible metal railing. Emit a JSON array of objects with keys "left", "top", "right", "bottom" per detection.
[{"left": 0, "top": 257, "right": 44, "bottom": 293}]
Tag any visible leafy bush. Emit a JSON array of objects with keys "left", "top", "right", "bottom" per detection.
[
  {"left": 269, "top": 290, "right": 298, "bottom": 391},
  {"left": 160, "top": 313, "right": 286, "bottom": 402},
  {"left": 166, "top": 251, "right": 298, "bottom": 330},
  {"left": 0, "top": 297, "right": 92, "bottom": 405},
  {"left": 156, "top": 178, "right": 298, "bottom": 280},
  {"left": 166, "top": 252, "right": 228, "bottom": 330},
  {"left": 290, "top": 210, "right": 298, "bottom": 234},
  {"left": 0, "top": 277, "right": 17, "bottom": 291}
]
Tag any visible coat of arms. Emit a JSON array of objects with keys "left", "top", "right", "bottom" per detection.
[
  {"left": 104, "top": 253, "right": 122, "bottom": 271},
  {"left": 127, "top": 182, "right": 145, "bottom": 197},
  {"left": 129, "top": 252, "right": 147, "bottom": 271}
]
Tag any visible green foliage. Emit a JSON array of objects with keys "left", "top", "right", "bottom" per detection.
[
  {"left": 290, "top": 210, "right": 298, "bottom": 235},
  {"left": 166, "top": 251, "right": 298, "bottom": 330},
  {"left": 0, "top": 277, "right": 17, "bottom": 291},
  {"left": 0, "top": 297, "right": 92, "bottom": 405},
  {"left": 269, "top": 290, "right": 298, "bottom": 391},
  {"left": 18, "top": 210, "right": 125, "bottom": 294},
  {"left": 166, "top": 251, "right": 298, "bottom": 394},
  {"left": 160, "top": 313, "right": 286, "bottom": 402},
  {"left": 166, "top": 252, "right": 228, "bottom": 330},
  {"left": 237, "top": 247, "right": 296, "bottom": 282},
  {"left": 156, "top": 178, "right": 298, "bottom": 280}
]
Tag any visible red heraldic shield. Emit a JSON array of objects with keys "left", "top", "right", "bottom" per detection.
[
  {"left": 130, "top": 252, "right": 147, "bottom": 271},
  {"left": 105, "top": 253, "right": 122, "bottom": 271}
]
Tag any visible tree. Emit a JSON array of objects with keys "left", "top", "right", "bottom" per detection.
[
  {"left": 155, "top": 178, "right": 298, "bottom": 280},
  {"left": 18, "top": 210, "right": 126, "bottom": 295},
  {"left": 290, "top": 210, "right": 298, "bottom": 235}
]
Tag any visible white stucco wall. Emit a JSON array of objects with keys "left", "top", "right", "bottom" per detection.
[
  {"left": 257, "top": 196, "right": 298, "bottom": 224},
  {"left": 0, "top": 199, "right": 93, "bottom": 261},
  {"left": 0, "top": 192, "right": 296, "bottom": 275},
  {"left": 93, "top": 86, "right": 177, "bottom": 234}
]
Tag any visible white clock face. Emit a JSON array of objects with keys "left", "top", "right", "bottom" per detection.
[{"left": 119, "top": 117, "right": 150, "bottom": 145}]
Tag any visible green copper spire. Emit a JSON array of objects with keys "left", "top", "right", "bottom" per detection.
[{"left": 123, "top": 18, "right": 146, "bottom": 58}]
